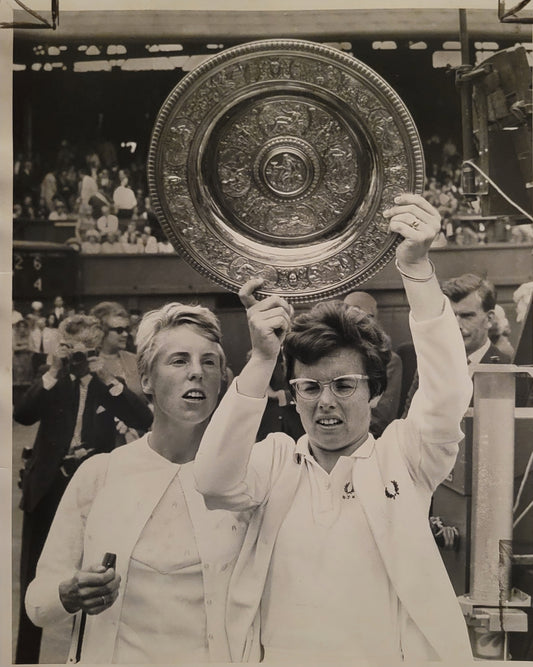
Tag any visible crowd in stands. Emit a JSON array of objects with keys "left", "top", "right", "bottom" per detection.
[
  {"left": 14, "top": 135, "right": 533, "bottom": 252},
  {"left": 13, "top": 140, "right": 176, "bottom": 254}
]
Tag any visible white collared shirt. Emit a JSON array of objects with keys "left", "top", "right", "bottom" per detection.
[{"left": 260, "top": 434, "right": 402, "bottom": 662}]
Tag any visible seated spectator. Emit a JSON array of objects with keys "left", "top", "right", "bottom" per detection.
[
  {"left": 76, "top": 203, "right": 98, "bottom": 241},
  {"left": 81, "top": 229, "right": 102, "bottom": 254},
  {"left": 158, "top": 238, "right": 175, "bottom": 254},
  {"left": 21, "top": 195, "right": 36, "bottom": 219},
  {"left": 120, "top": 221, "right": 140, "bottom": 253},
  {"left": 48, "top": 198, "right": 69, "bottom": 221},
  {"left": 96, "top": 204, "right": 119, "bottom": 236},
  {"left": 101, "top": 231, "right": 124, "bottom": 254},
  {"left": 139, "top": 195, "right": 159, "bottom": 230},
  {"left": 511, "top": 223, "right": 533, "bottom": 243},
  {"left": 137, "top": 226, "right": 159, "bottom": 254},
  {"left": 56, "top": 168, "right": 77, "bottom": 209},
  {"left": 13, "top": 203, "right": 23, "bottom": 219},
  {"left": 343, "top": 291, "right": 403, "bottom": 437}
]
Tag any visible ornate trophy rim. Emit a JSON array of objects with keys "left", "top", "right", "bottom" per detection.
[{"left": 148, "top": 38, "right": 425, "bottom": 302}]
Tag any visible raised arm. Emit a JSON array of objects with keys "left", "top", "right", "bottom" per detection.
[
  {"left": 384, "top": 194, "right": 472, "bottom": 485},
  {"left": 194, "top": 283, "right": 293, "bottom": 509}
]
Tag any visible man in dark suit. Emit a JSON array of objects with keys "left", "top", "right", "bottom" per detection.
[
  {"left": 400, "top": 273, "right": 511, "bottom": 417},
  {"left": 14, "top": 314, "right": 153, "bottom": 664},
  {"left": 441, "top": 273, "right": 511, "bottom": 365}
]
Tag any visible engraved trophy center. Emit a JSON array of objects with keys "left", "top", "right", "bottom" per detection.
[{"left": 259, "top": 142, "right": 315, "bottom": 198}]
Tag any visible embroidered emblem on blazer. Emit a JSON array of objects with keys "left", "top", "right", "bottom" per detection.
[{"left": 385, "top": 480, "right": 400, "bottom": 499}]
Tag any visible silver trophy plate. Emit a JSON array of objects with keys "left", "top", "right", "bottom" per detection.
[{"left": 148, "top": 39, "right": 425, "bottom": 302}]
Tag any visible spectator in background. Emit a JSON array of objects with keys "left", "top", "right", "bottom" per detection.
[
  {"left": 343, "top": 291, "right": 403, "bottom": 438},
  {"left": 13, "top": 315, "right": 34, "bottom": 403},
  {"left": 55, "top": 139, "right": 76, "bottom": 171},
  {"left": 14, "top": 158, "right": 39, "bottom": 205},
  {"left": 14, "top": 314, "right": 153, "bottom": 663},
  {"left": 75, "top": 202, "right": 98, "bottom": 241},
  {"left": 42, "top": 314, "right": 60, "bottom": 358},
  {"left": 48, "top": 295, "right": 67, "bottom": 329},
  {"left": 442, "top": 273, "right": 511, "bottom": 365},
  {"left": 96, "top": 204, "right": 119, "bottom": 236},
  {"left": 120, "top": 220, "right": 140, "bottom": 252},
  {"left": 13, "top": 203, "right": 23, "bottom": 219},
  {"left": 21, "top": 195, "right": 37, "bottom": 219},
  {"left": 401, "top": 272, "right": 511, "bottom": 417},
  {"left": 139, "top": 195, "right": 159, "bottom": 231},
  {"left": 511, "top": 222, "right": 533, "bottom": 243},
  {"left": 81, "top": 229, "right": 102, "bottom": 254},
  {"left": 137, "top": 226, "right": 159, "bottom": 254},
  {"left": 97, "top": 168, "right": 114, "bottom": 201},
  {"left": 40, "top": 170, "right": 57, "bottom": 215},
  {"left": 113, "top": 170, "right": 137, "bottom": 231},
  {"left": 48, "top": 198, "right": 69, "bottom": 221},
  {"left": 101, "top": 231, "right": 124, "bottom": 254},
  {"left": 255, "top": 351, "right": 304, "bottom": 443},
  {"left": 489, "top": 304, "right": 515, "bottom": 361},
  {"left": 56, "top": 168, "right": 77, "bottom": 210},
  {"left": 158, "top": 238, "right": 175, "bottom": 254},
  {"left": 89, "top": 301, "right": 146, "bottom": 405},
  {"left": 30, "top": 301, "right": 44, "bottom": 319},
  {"left": 126, "top": 308, "right": 142, "bottom": 353},
  {"left": 28, "top": 315, "right": 47, "bottom": 376}
]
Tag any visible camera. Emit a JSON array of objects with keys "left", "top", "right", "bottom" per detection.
[{"left": 70, "top": 349, "right": 98, "bottom": 364}]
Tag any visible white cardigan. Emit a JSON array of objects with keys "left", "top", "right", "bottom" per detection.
[
  {"left": 25, "top": 436, "right": 250, "bottom": 663},
  {"left": 195, "top": 299, "right": 474, "bottom": 662}
]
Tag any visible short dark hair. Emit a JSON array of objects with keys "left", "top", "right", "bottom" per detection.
[
  {"left": 283, "top": 301, "right": 391, "bottom": 400},
  {"left": 441, "top": 274, "right": 496, "bottom": 312}
]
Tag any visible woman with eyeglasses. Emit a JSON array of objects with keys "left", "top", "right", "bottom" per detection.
[
  {"left": 88, "top": 301, "right": 148, "bottom": 444},
  {"left": 194, "top": 193, "right": 473, "bottom": 663},
  {"left": 89, "top": 301, "right": 144, "bottom": 403}
]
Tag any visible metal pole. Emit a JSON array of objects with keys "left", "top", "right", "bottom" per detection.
[
  {"left": 470, "top": 370, "right": 515, "bottom": 604},
  {"left": 457, "top": 9, "right": 476, "bottom": 196}
]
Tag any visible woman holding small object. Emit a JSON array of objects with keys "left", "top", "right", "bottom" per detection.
[{"left": 25, "top": 303, "right": 249, "bottom": 663}]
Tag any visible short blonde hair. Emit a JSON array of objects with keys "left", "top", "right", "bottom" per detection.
[{"left": 136, "top": 303, "right": 226, "bottom": 380}]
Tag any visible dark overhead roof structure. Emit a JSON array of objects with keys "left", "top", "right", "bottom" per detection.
[{"left": 13, "top": 8, "right": 531, "bottom": 44}]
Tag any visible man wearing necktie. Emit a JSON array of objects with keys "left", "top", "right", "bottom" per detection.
[{"left": 14, "top": 314, "right": 153, "bottom": 663}]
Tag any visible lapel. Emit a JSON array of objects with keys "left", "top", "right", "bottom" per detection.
[{"left": 353, "top": 443, "right": 462, "bottom": 660}]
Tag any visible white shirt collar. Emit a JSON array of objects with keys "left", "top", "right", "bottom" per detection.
[
  {"left": 294, "top": 432, "right": 375, "bottom": 463},
  {"left": 468, "top": 338, "right": 491, "bottom": 365},
  {"left": 69, "top": 373, "right": 92, "bottom": 387}
]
